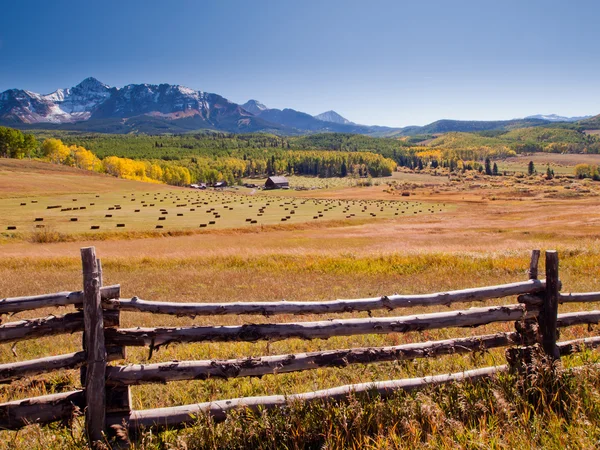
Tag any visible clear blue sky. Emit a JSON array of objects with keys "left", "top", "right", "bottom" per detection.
[{"left": 1, "top": 0, "right": 598, "bottom": 126}]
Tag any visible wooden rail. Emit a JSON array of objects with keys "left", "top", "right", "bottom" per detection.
[
  {"left": 105, "top": 304, "right": 534, "bottom": 348},
  {"left": 0, "top": 311, "right": 119, "bottom": 344},
  {"left": 559, "top": 292, "right": 600, "bottom": 303},
  {"left": 106, "top": 279, "right": 546, "bottom": 317},
  {"left": 106, "top": 332, "right": 519, "bottom": 386},
  {"left": 0, "top": 390, "right": 85, "bottom": 430},
  {"left": 557, "top": 310, "right": 600, "bottom": 328},
  {"left": 107, "top": 365, "right": 508, "bottom": 430},
  {"left": 0, "top": 347, "right": 124, "bottom": 384},
  {"left": 0, "top": 248, "right": 599, "bottom": 448},
  {"left": 0, "top": 285, "right": 120, "bottom": 315}
]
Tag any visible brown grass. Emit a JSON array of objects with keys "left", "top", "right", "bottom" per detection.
[{"left": 2, "top": 159, "right": 600, "bottom": 448}]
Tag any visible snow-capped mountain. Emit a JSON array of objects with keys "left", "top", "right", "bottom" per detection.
[
  {"left": 0, "top": 77, "right": 110, "bottom": 123},
  {"left": 241, "top": 99, "right": 268, "bottom": 115},
  {"left": 314, "top": 110, "right": 353, "bottom": 125},
  {"left": 0, "top": 78, "right": 283, "bottom": 133},
  {"left": 0, "top": 77, "right": 399, "bottom": 134},
  {"left": 525, "top": 114, "right": 593, "bottom": 122}
]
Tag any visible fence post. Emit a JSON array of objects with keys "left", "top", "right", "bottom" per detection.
[
  {"left": 81, "top": 247, "right": 107, "bottom": 447},
  {"left": 104, "top": 284, "right": 132, "bottom": 447},
  {"left": 540, "top": 250, "right": 560, "bottom": 359},
  {"left": 507, "top": 250, "right": 541, "bottom": 371},
  {"left": 528, "top": 250, "right": 540, "bottom": 280}
]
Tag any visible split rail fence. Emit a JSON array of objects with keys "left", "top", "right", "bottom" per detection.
[{"left": 1, "top": 248, "right": 600, "bottom": 448}]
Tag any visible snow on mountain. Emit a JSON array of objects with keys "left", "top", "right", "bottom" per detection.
[
  {"left": 0, "top": 77, "right": 111, "bottom": 123},
  {"left": 525, "top": 114, "right": 593, "bottom": 122},
  {"left": 241, "top": 99, "right": 268, "bottom": 115},
  {"left": 314, "top": 110, "right": 353, "bottom": 125},
  {"left": 0, "top": 78, "right": 232, "bottom": 124}
]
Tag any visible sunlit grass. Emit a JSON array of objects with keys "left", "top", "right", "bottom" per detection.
[{"left": 1, "top": 248, "right": 600, "bottom": 448}]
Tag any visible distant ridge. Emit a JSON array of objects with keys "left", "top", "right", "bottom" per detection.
[
  {"left": 525, "top": 114, "right": 593, "bottom": 122},
  {"left": 1, "top": 77, "right": 597, "bottom": 136}
]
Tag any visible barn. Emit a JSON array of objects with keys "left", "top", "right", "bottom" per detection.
[{"left": 264, "top": 176, "right": 289, "bottom": 190}]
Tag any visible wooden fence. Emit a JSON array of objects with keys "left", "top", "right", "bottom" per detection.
[{"left": 1, "top": 247, "right": 600, "bottom": 448}]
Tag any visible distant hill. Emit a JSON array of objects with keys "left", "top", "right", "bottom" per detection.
[
  {"left": 393, "top": 118, "right": 552, "bottom": 136},
  {"left": 526, "top": 114, "right": 592, "bottom": 122},
  {"left": 578, "top": 114, "right": 600, "bottom": 130}
]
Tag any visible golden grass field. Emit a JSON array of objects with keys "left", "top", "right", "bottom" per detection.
[{"left": 2, "top": 158, "right": 600, "bottom": 449}]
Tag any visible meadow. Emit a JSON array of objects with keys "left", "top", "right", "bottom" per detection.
[
  {"left": 0, "top": 161, "right": 445, "bottom": 240},
  {"left": 2, "top": 158, "right": 600, "bottom": 449},
  {"left": 497, "top": 153, "right": 600, "bottom": 175}
]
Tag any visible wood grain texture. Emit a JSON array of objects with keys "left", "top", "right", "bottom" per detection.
[{"left": 106, "top": 280, "right": 546, "bottom": 317}]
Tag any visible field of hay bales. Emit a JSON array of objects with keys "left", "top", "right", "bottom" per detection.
[
  {"left": 0, "top": 161, "right": 446, "bottom": 240},
  {"left": 2, "top": 159, "right": 600, "bottom": 449}
]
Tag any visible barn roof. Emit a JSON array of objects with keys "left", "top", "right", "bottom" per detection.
[{"left": 267, "top": 176, "right": 289, "bottom": 184}]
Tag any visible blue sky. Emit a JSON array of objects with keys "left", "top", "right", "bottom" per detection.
[{"left": 1, "top": 0, "right": 598, "bottom": 126}]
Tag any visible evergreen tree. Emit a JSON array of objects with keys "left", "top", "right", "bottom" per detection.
[
  {"left": 528, "top": 160, "right": 535, "bottom": 175},
  {"left": 485, "top": 157, "right": 492, "bottom": 175},
  {"left": 492, "top": 162, "right": 499, "bottom": 176}
]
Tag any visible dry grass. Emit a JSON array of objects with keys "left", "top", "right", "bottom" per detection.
[
  {"left": 1, "top": 249, "right": 600, "bottom": 448},
  {"left": 2, "top": 159, "right": 600, "bottom": 448}
]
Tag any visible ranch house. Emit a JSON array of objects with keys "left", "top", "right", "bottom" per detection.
[{"left": 264, "top": 176, "right": 289, "bottom": 190}]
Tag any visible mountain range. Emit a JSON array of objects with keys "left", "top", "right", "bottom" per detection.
[{"left": 0, "top": 77, "right": 597, "bottom": 136}]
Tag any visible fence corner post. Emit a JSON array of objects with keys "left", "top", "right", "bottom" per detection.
[
  {"left": 81, "top": 247, "right": 107, "bottom": 448},
  {"left": 507, "top": 249, "right": 543, "bottom": 372},
  {"left": 541, "top": 250, "right": 560, "bottom": 360}
]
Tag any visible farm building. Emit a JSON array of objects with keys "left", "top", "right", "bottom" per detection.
[
  {"left": 264, "top": 176, "right": 289, "bottom": 190},
  {"left": 213, "top": 181, "right": 227, "bottom": 189}
]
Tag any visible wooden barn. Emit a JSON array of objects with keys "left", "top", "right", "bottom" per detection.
[{"left": 264, "top": 176, "right": 289, "bottom": 190}]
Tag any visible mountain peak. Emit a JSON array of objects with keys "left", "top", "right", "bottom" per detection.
[
  {"left": 242, "top": 99, "right": 268, "bottom": 115},
  {"left": 75, "top": 77, "right": 110, "bottom": 91},
  {"left": 314, "top": 110, "right": 352, "bottom": 125}
]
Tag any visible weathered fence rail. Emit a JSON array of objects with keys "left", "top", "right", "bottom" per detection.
[
  {"left": 0, "top": 285, "right": 120, "bottom": 315},
  {"left": 104, "top": 279, "right": 546, "bottom": 316},
  {"left": 0, "top": 248, "right": 599, "bottom": 448}
]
